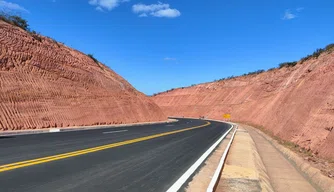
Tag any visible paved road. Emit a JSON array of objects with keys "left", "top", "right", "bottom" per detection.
[{"left": 0, "top": 118, "right": 231, "bottom": 192}]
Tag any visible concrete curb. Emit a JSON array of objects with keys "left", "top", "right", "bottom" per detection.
[
  {"left": 207, "top": 125, "right": 237, "bottom": 192},
  {"left": 0, "top": 119, "right": 178, "bottom": 136},
  {"left": 251, "top": 126, "right": 334, "bottom": 192}
]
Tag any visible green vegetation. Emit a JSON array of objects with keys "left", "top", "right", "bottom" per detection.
[
  {"left": 0, "top": 13, "right": 29, "bottom": 31},
  {"left": 1, "top": 13, "right": 106, "bottom": 71},
  {"left": 325, "top": 43, "right": 334, "bottom": 52},
  {"left": 301, "top": 43, "right": 334, "bottom": 63},
  {"left": 153, "top": 43, "right": 334, "bottom": 96},
  {"left": 278, "top": 61, "right": 297, "bottom": 69},
  {"left": 242, "top": 69, "right": 265, "bottom": 76},
  {"left": 168, "top": 88, "right": 175, "bottom": 92},
  {"left": 217, "top": 75, "right": 235, "bottom": 82},
  {"left": 213, "top": 43, "right": 334, "bottom": 84},
  {"left": 152, "top": 88, "right": 175, "bottom": 96},
  {"left": 2, "top": 13, "right": 334, "bottom": 98},
  {"left": 0, "top": 13, "right": 44, "bottom": 42}
]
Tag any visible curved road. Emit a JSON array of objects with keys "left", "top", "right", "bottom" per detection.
[{"left": 0, "top": 118, "right": 230, "bottom": 192}]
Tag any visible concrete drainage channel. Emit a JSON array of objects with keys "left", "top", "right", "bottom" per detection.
[{"left": 167, "top": 117, "right": 238, "bottom": 192}]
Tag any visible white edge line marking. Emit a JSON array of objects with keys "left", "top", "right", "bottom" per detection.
[
  {"left": 206, "top": 125, "right": 238, "bottom": 192},
  {"left": 166, "top": 122, "right": 234, "bottom": 192},
  {"left": 103, "top": 130, "right": 128, "bottom": 134}
]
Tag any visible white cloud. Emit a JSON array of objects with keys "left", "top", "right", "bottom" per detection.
[
  {"left": 133, "top": 3, "right": 169, "bottom": 13},
  {"left": 0, "top": 0, "right": 29, "bottom": 13},
  {"left": 151, "top": 8, "right": 180, "bottom": 18},
  {"left": 132, "top": 2, "right": 181, "bottom": 18},
  {"left": 282, "top": 10, "right": 296, "bottom": 20},
  {"left": 89, "top": 0, "right": 129, "bottom": 11}
]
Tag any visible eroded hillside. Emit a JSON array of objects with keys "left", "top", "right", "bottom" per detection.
[
  {"left": 153, "top": 49, "right": 334, "bottom": 159},
  {"left": 0, "top": 20, "right": 166, "bottom": 131}
]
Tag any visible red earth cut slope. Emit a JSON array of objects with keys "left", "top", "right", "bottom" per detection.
[
  {"left": 153, "top": 51, "right": 334, "bottom": 159},
  {"left": 0, "top": 21, "right": 166, "bottom": 131}
]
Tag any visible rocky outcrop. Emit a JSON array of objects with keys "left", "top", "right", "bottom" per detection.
[
  {"left": 153, "top": 50, "right": 334, "bottom": 159},
  {"left": 0, "top": 20, "right": 166, "bottom": 131}
]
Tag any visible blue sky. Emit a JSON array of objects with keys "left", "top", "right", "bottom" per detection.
[{"left": 1, "top": 0, "right": 334, "bottom": 95}]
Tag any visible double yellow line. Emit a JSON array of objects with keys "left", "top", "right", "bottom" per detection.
[{"left": 0, "top": 121, "right": 211, "bottom": 173}]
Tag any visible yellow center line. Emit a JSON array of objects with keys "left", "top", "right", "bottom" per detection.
[{"left": 0, "top": 121, "right": 211, "bottom": 173}]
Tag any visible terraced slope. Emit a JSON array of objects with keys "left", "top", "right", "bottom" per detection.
[
  {"left": 153, "top": 49, "right": 334, "bottom": 159},
  {"left": 0, "top": 20, "right": 166, "bottom": 131}
]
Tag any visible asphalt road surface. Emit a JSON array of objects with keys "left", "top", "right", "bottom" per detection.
[{"left": 0, "top": 118, "right": 231, "bottom": 192}]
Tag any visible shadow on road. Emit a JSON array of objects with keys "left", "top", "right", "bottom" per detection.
[{"left": 0, "top": 136, "right": 15, "bottom": 140}]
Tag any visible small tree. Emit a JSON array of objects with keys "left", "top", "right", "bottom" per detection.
[
  {"left": 325, "top": 44, "right": 334, "bottom": 51},
  {"left": 9, "top": 15, "right": 29, "bottom": 31}
]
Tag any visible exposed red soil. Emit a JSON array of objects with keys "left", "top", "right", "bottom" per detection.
[
  {"left": 153, "top": 50, "right": 334, "bottom": 159},
  {"left": 0, "top": 20, "right": 166, "bottom": 131}
]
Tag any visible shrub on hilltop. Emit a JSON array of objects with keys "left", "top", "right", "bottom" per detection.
[
  {"left": 279, "top": 61, "right": 297, "bottom": 69},
  {"left": 87, "top": 54, "right": 99, "bottom": 64},
  {"left": 300, "top": 43, "right": 334, "bottom": 63},
  {"left": 0, "top": 13, "right": 29, "bottom": 31},
  {"left": 0, "top": 13, "right": 43, "bottom": 42},
  {"left": 242, "top": 69, "right": 265, "bottom": 76}
]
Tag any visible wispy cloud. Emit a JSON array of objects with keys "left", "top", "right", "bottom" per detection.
[
  {"left": 95, "top": 6, "right": 104, "bottom": 12},
  {"left": 139, "top": 13, "right": 148, "bottom": 17},
  {"left": 0, "top": 0, "right": 29, "bottom": 13},
  {"left": 282, "top": 7, "right": 304, "bottom": 20},
  {"left": 282, "top": 10, "right": 296, "bottom": 20},
  {"left": 133, "top": 2, "right": 181, "bottom": 18},
  {"left": 88, "top": 0, "right": 129, "bottom": 11}
]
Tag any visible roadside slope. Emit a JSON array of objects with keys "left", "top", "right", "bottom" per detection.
[
  {"left": 153, "top": 48, "right": 334, "bottom": 159},
  {"left": 0, "top": 20, "right": 166, "bottom": 131}
]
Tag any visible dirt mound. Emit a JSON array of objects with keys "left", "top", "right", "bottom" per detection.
[
  {"left": 153, "top": 49, "right": 334, "bottom": 159},
  {"left": 0, "top": 20, "right": 166, "bottom": 131}
]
